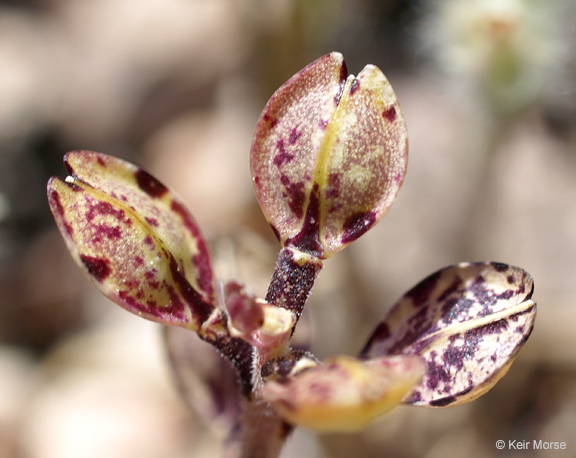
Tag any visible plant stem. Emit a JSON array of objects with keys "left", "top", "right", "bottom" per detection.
[
  {"left": 265, "top": 246, "right": 323, "bottom": 327},
  {"left": 233, "top": 397, "right": 293, "bottom": 458},
  {"left": 221, "top": 246, "right": 323, "bottom": 458}
]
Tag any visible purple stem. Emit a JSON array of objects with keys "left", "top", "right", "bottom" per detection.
[
  {"left": 221, "top": 247, "right": 322, "bottom": 458},
  {"left": 265, "top": 247, "right": 323, "bottom": 327},
  {"left": 197, "top": 247, "right": 322, "bottom": 458},
  {"left": 222, "top": 399, "right": 292, "bottom": 458}
]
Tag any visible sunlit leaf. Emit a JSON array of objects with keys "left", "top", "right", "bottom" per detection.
[
  {"left": 361, "top": 262, "right": 536, "bottom": 407},
  {"left": 47, "top": 151, "right": 216, "bottom": 330},
  {"left": 251, "top": 52, "right": 408, "bottom": 259},
  {"left": 261, "top": 355, "right": 423, "bottom": 432}
]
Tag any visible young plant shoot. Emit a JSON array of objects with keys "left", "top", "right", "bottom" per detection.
[{"left": 48, "top": 52, "right": 536, "bottom": 458}]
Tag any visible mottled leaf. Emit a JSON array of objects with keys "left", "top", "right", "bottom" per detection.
[
  {"left": 361, "top": 262, "right": 536, "bottom": 407},
  {"left": 47, "top": 151, "right": 215, "bottom": 330},
  {"left": 251, "top": 52, "right": 408, "bottom": 259},
  {"left": 261, "top": 355, "right": 423, "bottom": 432}
]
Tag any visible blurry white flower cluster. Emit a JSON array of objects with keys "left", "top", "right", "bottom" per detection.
[{"left": 422, "top": 0, "right": 567, "bottom": 114}]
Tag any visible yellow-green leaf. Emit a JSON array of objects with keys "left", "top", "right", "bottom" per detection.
[
  {"left": 47, "top": 151, "right": 215, "bottom": 330},
  {"left": 261, "top": 355, "right": 423, "bottom": 432}
]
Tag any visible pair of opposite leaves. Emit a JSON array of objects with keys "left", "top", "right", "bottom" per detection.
[{"left": 48, "top": 52, "right": 535, "bottom": 433}]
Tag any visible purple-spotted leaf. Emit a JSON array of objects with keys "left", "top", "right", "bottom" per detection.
[
  {"left": 251, "top": 52, "right": 408, "bottom": 259},
  {"left": 361, "top": 262, "right": 536, "bottom": 407},
  {"left": 47, "top": 151, "right": 215, "bottom": 331},
  {"left": 261, "top": 355, "right": 423, "bottom": 432}
]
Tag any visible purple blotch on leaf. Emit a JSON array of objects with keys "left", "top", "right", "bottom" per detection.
[
  {"left": 92, "top": 224, "right": 122, "bottom": 243},
  {"left": 145, "top": 216, "right": 159, "bottom": 227},
  {"left": 382, "top": 105, "right": 396, "bottom": 122},
  {"left": 406, "top": 270, "right": 441, "bottom": 307},
  {"left": 371, "top": 322, "right": 390, "bottom": 341},
  {"left": 341, "top": 211, "right": 377, "bottom": 244},
  {"left": 430, "top": 396, "right": 456, "bottom": 407},
  {"left": 135, "top": 169, "right": 168, "bottom": 198},
  {"left": 325, "top": 173, "right": 340, "bottom": 199},
  {"left": 167, "top": 253, "right": 213, "bottom": 325},
  {"left": 408, "top": 391, "right": 422, "bottom": 403},
  {"left": 273, "top": 139, "right": 294, "bottom": 167},
  {"left": 438, "top": 276, "right": 462, "bottom": 302},
  {"left": 426, "top": 352, "right": 452, "bottom": 391},
  {"left": 491, "top": 262, "right": 509, "bottom": 272},
  {"left": 263, "top": 113, "right": 278, "bottom": 129},
  {"left": 169, "top": 200, "right": 214, "bottom": 295},
  {"left": 359, "top": 322, "right": 390, "bottom": 356},
  {"left": 339, "top": 60, "right": 348, "bottom": 83},
  {"left": 80, "top": 254, "right": 111, "bottom": 282},
  {"left": 441, "top": 297, "right": 474, "bottom": 322},
  {"left": 280, "top": 175, "right": 305, "bottom": 218},
  {"left": 289, "top": 127, "right": 302, "bottom": 145},
  {"left": 86, "top": 200, "right": 128, "bottom": 224},
  {"left": 48, "top": 188, "right": 74, "bottom": 237},
  {"left": 192, "top": 250, "right": 215, "bottom": 297},
  {"left": 497, "top": 290, "right": 514, "bottom": 300},
  {"left": 285, "top": 184, "right": 322, "bottom": 257},
  {"left": 384, "top": 307, "right": 436, "bottom": 355}
]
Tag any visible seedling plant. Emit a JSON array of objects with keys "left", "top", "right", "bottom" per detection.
[{"left": 48, "top": 53, "right": 536, "bottom": 458}]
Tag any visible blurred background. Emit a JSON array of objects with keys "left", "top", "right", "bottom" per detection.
[{"left": 1, "top": 0, "right": 576, "bottom": 456}]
